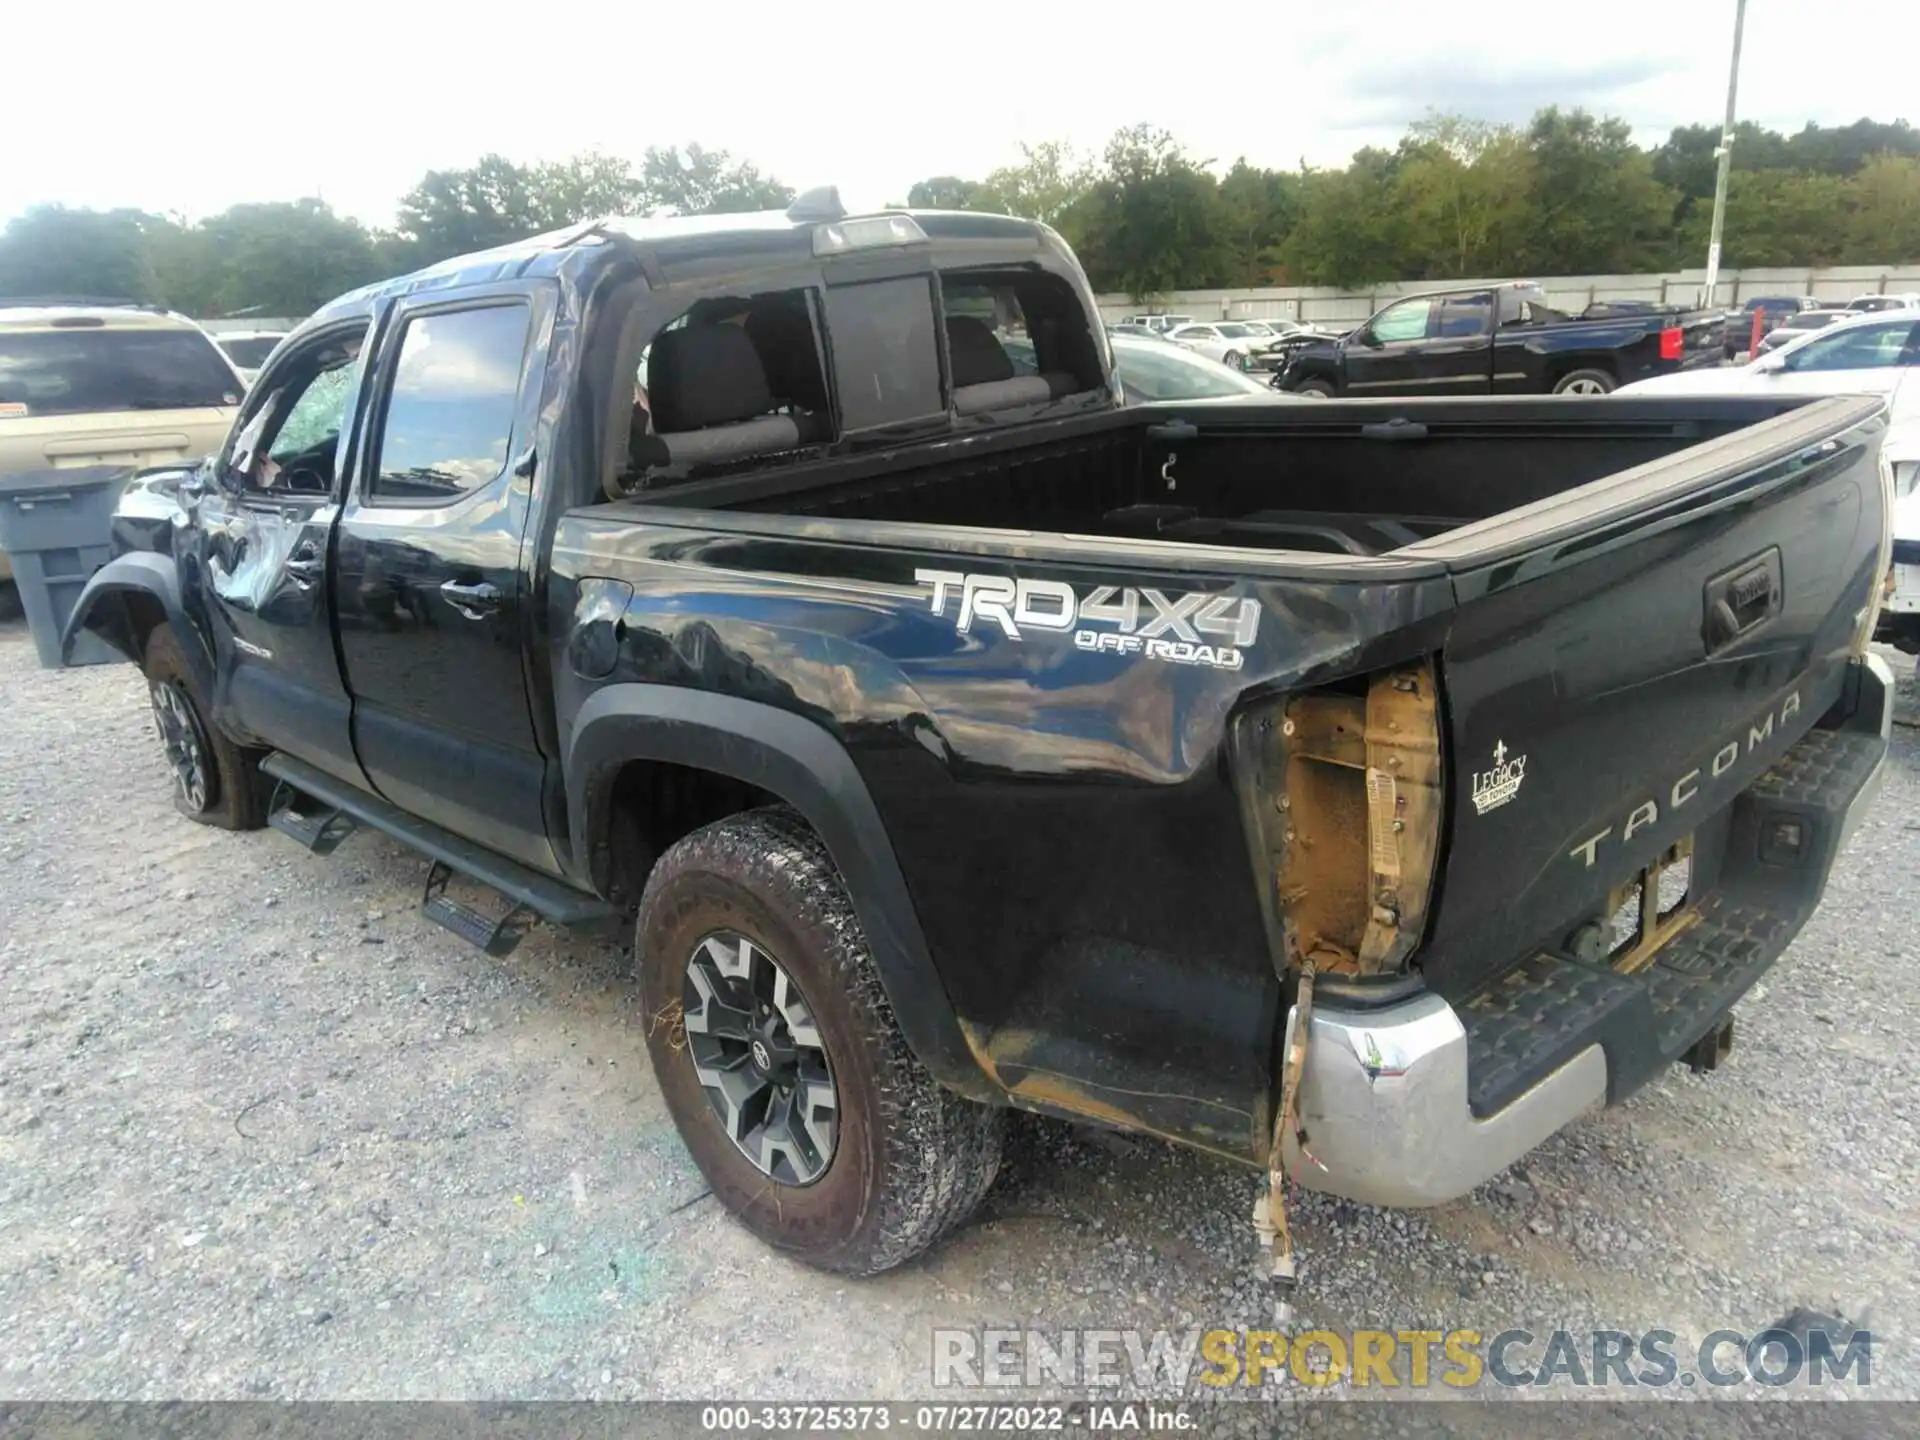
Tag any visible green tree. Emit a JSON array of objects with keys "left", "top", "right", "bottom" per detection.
[
  {"left": 1393, "top": 114, "right": 1534, "bottom": 279},
  {"left": 1651, "top": 120, "right": 1792, "bottom": 201},
  {"left": 1674, "top": 169, "right": 1851, "bottom": 268},
  {"left": 906, "top": 176, "right": 984, "bottom": 209},
  {"left": 527, "top": 151, "right": 644, "bottom": 225},
  {"left": 1278, "top": 149, "right": 1407, "bottom": 287},
  {"left": 393, "top": 153, "right": 548, "bottom": 261},
  {"left": 1068, "top": 127, "right": 1230, "bottom": 298},
  {"left": 637, "top": 144, "right": 793, "bottom": 215},
  {"left": 0, "top": 206, "right": 164, "bottom": 302},
  {"left": 1216, "top": 160, "right": 1297, "bottom": 287},
  {"left": 975, "top": 142, "right": 1095, "bottom": 228},
  {"left": 1518, "top": 108, "right": 1674, "bottom": 274},
  {"left": 157, "top": 200, "right": 387, "bottom": 317},
  {"left": 1785, "top": 119, "right": 1920, "bottom": 176},
  {"left": 1843, "top": 154, "right": 1920, "bottom": 264}
]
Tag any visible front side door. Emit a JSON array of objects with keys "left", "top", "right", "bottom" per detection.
[
  {"left": 197, "top": 318, "right": 375, "bottom": 790},
  {"left": 332, "top": 284, "right": 558, "bottom": 874},
  {"left": 1769, "top": 316, "right": 1920, "bottom": 400},
  {"left": 1341, "top": 295, "right": 1437, "bottom": 392}
]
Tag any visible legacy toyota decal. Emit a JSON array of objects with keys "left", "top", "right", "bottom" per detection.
[
  {"left": 1471, "top": 739, "right": 1527, "bottom": 816},
  {"left": 914, "top": 569, "right": 1260, "bottom": 671}
]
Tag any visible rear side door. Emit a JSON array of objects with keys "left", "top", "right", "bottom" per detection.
[
  {"left": 1424, "top": 292, "right": 1494, "bottom": 392},
  {"left": 194, "top": 318, "right": 374, "bottom": 790},
  {"left": 332, "top": 283, "right": 560, "bottom": 874}
]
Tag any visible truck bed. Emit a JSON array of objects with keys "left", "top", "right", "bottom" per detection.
[{"left": 620, "top": 395, "right": 1824, "bottom": 557}]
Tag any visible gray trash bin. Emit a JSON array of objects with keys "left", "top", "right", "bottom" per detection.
[{"left": 0, "top": 465, "right": 134, "bottom": 669}]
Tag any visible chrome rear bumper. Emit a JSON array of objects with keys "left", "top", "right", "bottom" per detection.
[
  {"left": 1280, "top": 994, "right": 1606, "bottom": 1207},
  {"left": 1281, "top": 652, "right": 1892, "bottom": 1209}
]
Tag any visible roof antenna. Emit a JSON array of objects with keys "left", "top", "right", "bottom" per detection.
[{"left": 786, "top": 186, "right": 846, "bottom": 223}]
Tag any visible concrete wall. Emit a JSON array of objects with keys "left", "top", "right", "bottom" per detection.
[{"left": 1097, "top": 264, "right": 1920, "bottom": 329}]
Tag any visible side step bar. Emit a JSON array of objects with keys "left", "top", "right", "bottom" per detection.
[{"left": 260, "top": 753, "right": 620, "bottom": 952}]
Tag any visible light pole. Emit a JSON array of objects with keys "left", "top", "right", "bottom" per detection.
[{"left": 1700, "top": 0, "right": 1749, "bottom": 309}]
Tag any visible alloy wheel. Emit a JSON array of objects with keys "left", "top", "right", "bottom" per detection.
[
  {"left": 149, "top": 680, "right": 210, "bottom": 812},
  {"left": 682, "top": 930, "right": 839, "bottom": 1185}
]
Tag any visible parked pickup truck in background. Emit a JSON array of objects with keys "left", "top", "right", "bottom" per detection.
[
  {"left": 65, "top": 195, "right": 1894, "bottom": 1297},
  {"left": 1274, "top": 280, "right": 1727, "bottom": 397}
]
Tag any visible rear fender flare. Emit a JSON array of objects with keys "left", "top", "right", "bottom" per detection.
[
  {"left": 60, "top": 552, "right": 210, "bottom": 692},
  {"left": 566, "top": 684, "right": 992, "bottom": 1101}
]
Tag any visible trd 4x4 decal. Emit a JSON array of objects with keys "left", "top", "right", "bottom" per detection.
[{"left": 914, "top": 568, "right": 1261, "bottom": 671}]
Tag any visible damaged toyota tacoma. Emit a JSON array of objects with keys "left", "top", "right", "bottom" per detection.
[{"left": 65, "top": 193, "right": 1896, "bottom": 1296}]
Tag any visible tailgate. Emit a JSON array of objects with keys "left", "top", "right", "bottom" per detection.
[
  {"left": 1403, "top": 395, "right": 1887, "bottom": 995},
  {"left": 1678, "top": 309, "right": 1727, "bottom": 369}
]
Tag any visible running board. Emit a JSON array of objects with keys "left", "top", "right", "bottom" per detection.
[
  {"left": 259, "top": 753, "right": 620, "bottom": 946},
  {"left": 423, "top": 860, "right": 530, "bottom": 957},
  {"left": 267, "top": 780, "right": 359, "bottom": 855}
]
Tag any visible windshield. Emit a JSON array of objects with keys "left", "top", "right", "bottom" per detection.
[
  {"left": 218, "top": 336, "right": 283, "bottom": 370},
  {"left": 0, "top": 328, "right": 242, "bottom": 417},
  {"left": 1112, "top": 339, "right": 1274, "bottom": 400}
]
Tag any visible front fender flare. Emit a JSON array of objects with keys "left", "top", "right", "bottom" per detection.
[
  {"left": 566, "top": 684, "right": 992, "bottom": 1102},
  {"left": 59, "top": 552, "right": 208, "bottom": 690}
]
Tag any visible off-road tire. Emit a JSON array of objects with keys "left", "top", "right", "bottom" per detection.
[
  {"left": 141, "top": 622, "right": 267, "bottom": 830},
  {"left": 1552, "top": 367, "right": 1617, "bottom": 396},
  {"left": 637, "top": 805, "right": 1004, "bottom": 1275}
]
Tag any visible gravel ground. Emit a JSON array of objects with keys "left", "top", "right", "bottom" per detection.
[{"left": 1, "top": 614, "right": 1915, "bottom": 1411}]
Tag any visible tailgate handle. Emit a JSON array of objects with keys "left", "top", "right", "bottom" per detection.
[
  {"left": 1360, "top": 418, "right": 1428, "bottom": 441},
  {"left": 1703, "top": 548, "right": 1783, "bottom": 652}
]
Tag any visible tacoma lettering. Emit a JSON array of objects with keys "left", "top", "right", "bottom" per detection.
[{"left": 1570, "top": 691, "right": 1802, "bottom": 868}]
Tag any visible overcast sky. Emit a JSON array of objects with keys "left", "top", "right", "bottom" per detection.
[{"left": 6, "top": 1, "right": 1916, "bottom": 229}]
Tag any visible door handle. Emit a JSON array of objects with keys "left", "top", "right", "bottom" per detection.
[
  {"left": 440, "top": 579, "right": 502, "bottom": 619},
  {"left": 284, "top": 552, "right": 324, "bottom": 584}
]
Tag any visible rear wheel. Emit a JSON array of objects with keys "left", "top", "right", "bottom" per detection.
[
  {"left": 141, "top": 623, "right": 266, "bottom": 829},
  {"left": 1552, "top": 368, "right": 1616, "bottom": 396},
  {"left": 1294, "top": 378, "right": 1336, "bottom": 398},
  {"left": 637, "top": 806, "right": 1004, "bottom": 1275}
]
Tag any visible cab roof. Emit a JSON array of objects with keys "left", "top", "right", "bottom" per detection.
[{"left": 307, "top": 197, "right": 1061, "bottom": 328}]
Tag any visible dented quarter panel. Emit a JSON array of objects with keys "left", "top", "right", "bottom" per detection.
[{"left": 549, "top": 509, "right": 1457, "bottom": 1157}]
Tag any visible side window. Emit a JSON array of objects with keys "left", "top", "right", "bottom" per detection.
[
  {"left": 622, "top": 287, "right": 834, "bottom": 488},
  {"left": 228, "top": 328, "right": 367, "bottom": 496},
  {"left": 938, "top": 268, "right": 1103, "bottom": 416},
  {"left": 821, "top": 276, "right": 944, "bottom": 432},
  {"left": 1435, "top": 293, "right": 1494, "bottom": 338},
  {"left": 369, "top": 304, "right": 528, "bottom": 504},
  {"left": 1369, "top": 299, "right": 1433, "bottom": 344},
  {"left": 1783, "top": 321, "right": 1914, "bottom": 373}
]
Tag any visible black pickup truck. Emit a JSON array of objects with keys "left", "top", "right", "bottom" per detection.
[
  {"left": 65, "top": 194, "right": 1894, "bottom": 1288},
  {"left": 1274, "top": 280, "right": 1727, "bottom": 398}
]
